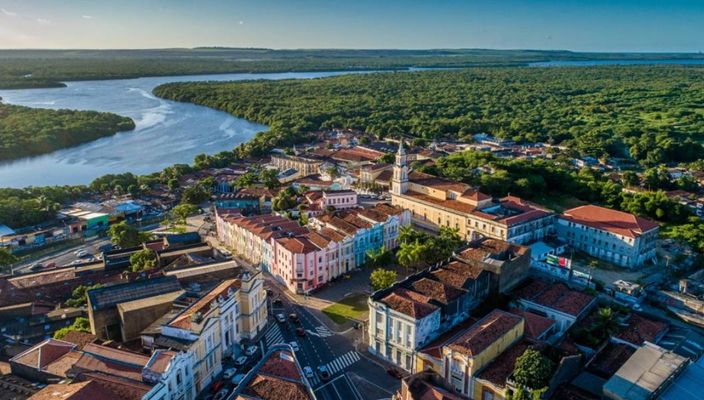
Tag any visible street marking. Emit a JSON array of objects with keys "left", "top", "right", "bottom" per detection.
[
  {"left": 344, "top": 373, "right": 364, "bottom": 400},
  {"left": 323, "top": 351, "right": 361, "bottom": 375},
  {"left": 264, "top": 324, "right": 285, "bottom": 349}
]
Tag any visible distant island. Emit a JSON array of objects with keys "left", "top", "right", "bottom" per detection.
[
  {"left": 2, "top": 48, "right": 704, "bottom": 89},
  {"left": 0, "top": 102, "right": 135, "bottom": 161}
]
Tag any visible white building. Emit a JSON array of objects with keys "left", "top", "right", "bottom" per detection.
[
  {"left": 557, "top": 205, "right": 659, "bottom": 268},
  {"left": 143, "top": 350, "right": 196, "bottom": 400}
]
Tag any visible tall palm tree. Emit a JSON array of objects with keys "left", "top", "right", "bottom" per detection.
[
  {"left": 365, "top": 245, "right": 387, "bottom": 269},
  {"left": 398, "top": 225, "right": 417, "bottom": 244}
]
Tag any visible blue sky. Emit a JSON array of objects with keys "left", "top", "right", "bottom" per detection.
[{"left": 0, "top": 0, "right": 703, "bottom": 51}]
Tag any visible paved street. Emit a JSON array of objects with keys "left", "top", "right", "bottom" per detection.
[{"left": 262, "top": 278, "right": 399, "bottom": 400}]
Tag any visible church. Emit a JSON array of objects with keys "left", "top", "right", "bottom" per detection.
[{"left": 389, "top": 141, "right": 555, "bottom": 244}]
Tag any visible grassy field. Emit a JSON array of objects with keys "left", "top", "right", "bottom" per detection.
[{"left": 321, "top": 293, "right": 369, "bottom": 325}]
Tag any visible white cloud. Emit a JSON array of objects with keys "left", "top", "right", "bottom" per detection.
[
  {"left": 1, "top": 8, "right": 17, "bottom": 17},
  {"left": 82, "top": 15, "right": 93, "bottom": 19},
  {"left": 36, "top": 18, "right": 50, "bottom": 24},
  {"left": 238, "top": 20, "right": 244, "bottom": 25}
]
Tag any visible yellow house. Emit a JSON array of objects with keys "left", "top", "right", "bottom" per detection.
[
  {"left": 440, "top": 310, "right": 524, "bottom": 397},
  {"left": 235, "top": 270, "right": 268, "bottom": 339}
]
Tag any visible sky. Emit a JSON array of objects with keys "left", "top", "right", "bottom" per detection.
[{"left": 0, "top": 0, "right": 703, "bottom": 52}]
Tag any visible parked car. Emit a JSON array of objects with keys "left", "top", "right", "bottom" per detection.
[
  {"left": 275, "top": 313, "right": 286, "bottom": 323},
  {"left": 210, "top": 380, "right": 225, "bottom": 393},
  {"left": 303, "top": 366, "right": 314, "bottom": 379},
  {"left": 234, "top": 356, "right": 248, "bottom": 367},
  {"left": 295, "top": 327, "right": 306, "bottom": 337},
  {"left": 213, "top": 389, "right": 229, "bottom": 400},
  {"left": 29, "top": 263, "right": 44, "bottom": 271},
  {"left": 317, "top": 365, "right": 330, "bottom": 380},
  {"left": 223, "top": 368, "right": 236, "bottom": 380},
  {"left": 245, "top": 345, "right": 258, "bottom": 356},
  {"left": 289, "top": 341, "right": 300, "bottom": 352},
  {"left": 289, "top": 313, "right": 300, "bottom": 324},
  {"left": 231, "top": 374, "right": 246, "bottom": 386},
  {"left": 386, "top": 368, "right": 403, "bottom": 379},
  {"left": 75, "top": 249, "right": 88, "bottom": 257}
]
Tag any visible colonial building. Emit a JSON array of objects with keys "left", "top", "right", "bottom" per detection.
[
  {"left": 389, "top": 141, "right": 555, "bottom": 245},
  {"left": 368, "top": 253, "right": 492, "bottom": 372},
  {"left": 557, "top": 204, "right": 659, "bottom": 268},
  {"left": 270, "top": 153, "right": 324, "bottom": 177}
]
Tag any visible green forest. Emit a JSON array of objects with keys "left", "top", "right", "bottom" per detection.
[
  {"left": 0, "top": 103, "right": 135, "bottom": 161},
  {"left": 154, "top": 66, "right": 704, "bottom": 165},
  {"left": 2, "top": 48, "right": 702, "bottom": 89}
]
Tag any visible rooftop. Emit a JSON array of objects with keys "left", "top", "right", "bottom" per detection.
[
  {"left": 380, "top": 288, "right": 439, "bottom": 319},
  {"left": 514, "top": 280, "right": 595, "bottom": 317},
  {"left": 410, "top": 278, "right": 467, "bottom": 305},
  {"left": 86, "top": 276, "right": 182, "bottom": 311},
  {"left": 458, "top": 238, "right": 529, "bottom": 264},
  {"left": 603, "top": 342, "right": 688, "bottom": 400},
  {"left": 446, "top": 310, "right": 523, "bottom": 357},
  {"left": 509, "top": 308, "right": 556, "bottom": 340},
  {"left": 561, "top": 205, "right": 659, "bottom": 238},
  {"left": 28, "top": 381, "right": 121, "bottom": 400},
  {"left": 614, "top": 314, "right": 668, "bottom": 347},
  {"left": 168, "top": 279, "right": 240, "bottom": 330}
]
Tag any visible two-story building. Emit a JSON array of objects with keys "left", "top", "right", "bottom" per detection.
[{"left": 557, "top": 205, "right": 659, "bottom": 268}]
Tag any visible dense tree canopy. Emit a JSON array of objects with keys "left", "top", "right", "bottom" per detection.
[
  {"left": 0, "top": 103, "right": 135, "bottom": 161},
  {"left": 155, "top": 66, "right": 704, "bottom": 164}
]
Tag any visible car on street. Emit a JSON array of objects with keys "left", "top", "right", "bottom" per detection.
[
  {"left": 289, "top": 313, "right": 300, "bottom": 324},
  {"left": 213, "top": 389, "right": 229, "bottom": 400},
  {"left": 234, "top": 356, "right": 248, "bottom": 367},
  {"left": 75, "top": 249, "right": 88, "bottom": 257},
  {"left": 275, "top": 313, "right": 286, "bottom": 323},
  {"left": 29, "top": 263, "right": 44, "bottom": 271},
  {"left": 231, "top": 374, "right": 246, "bottom": 386},
  {"left": 386, "top": 368, "right": 403, "bottom": 379},
  {"left": 223, "top": 368, "right": 236, "bottom": 380},
  {"left": 317, "top": 365, "right": 330, "bottom": 380},
  {"left": 98, "top": 244, "right": 114, "bottom": 253},
  {"left": 303, "top": 366, "right": 314, "bottom": 379},
  {"left": 273, "top": 298, "right": 283, "bottom": 307},
  {"left": 295, "top": 327, "right": 306, "bottom": 337},
  {"left": 289, "top": 341, "right": 300, "bottom": 351},
  {"left": 245, "top": 345, "right": 258, "bottom": 356}
]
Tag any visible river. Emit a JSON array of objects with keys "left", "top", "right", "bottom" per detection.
[{"left": 0, "top": 71, "right": 366, "bottom": 188}]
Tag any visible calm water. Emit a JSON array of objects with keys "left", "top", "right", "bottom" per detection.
[
  {"left": 0, "top": 71, "right": 364, "bottom": 188},
  {"left": 530, "top": 59, "right": 704, "bottom": 67}
]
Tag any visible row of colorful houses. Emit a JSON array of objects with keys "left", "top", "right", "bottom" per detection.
[{"left": 215, "top": 203, "right": 410, "bottom": 294}]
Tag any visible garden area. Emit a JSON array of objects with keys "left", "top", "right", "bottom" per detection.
[{"left": 321, "top": 293, "right": 369, "bottom": 325}]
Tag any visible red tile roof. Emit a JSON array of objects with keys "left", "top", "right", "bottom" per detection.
[
  {"left": 477, "top": 339, "right": 536, "bottom": 387},
  {"left": 169, "top": 279, "right": 240, "bottom": 329},
  {"left": 515, "top": 280, "right": 595, "bottom": 317},
  {"left": 276, "top": 237, "right": 321, "bottom": 254},
  {"left": 29, "top": 381, "right": 122, "bottom": 400},
  {"left": 588, "top": 342, "right": 635, "bottom": 378},
  {"left": 11, "top": 339, "right": 76, "bottom": 371},
  {"left": 561, "top": 205, "right": 659, "bottom": 238},
  {"left": 509, "top": 309, "right": 556, "bottom": 340},
  {"left": 381, "top": 288, "right": 438, "bottom": 319},
  {"left": 410, "top": 278, "right": 467, "bottom": 305},
  {"left": 459, "top": 239, "right": 528, "bottom": 262},
  {"left": 447, "top": 310, "right": 523, "bottom": 356},
  {"left": 614, "top": 314, "right": 668, "bottom": 346}
]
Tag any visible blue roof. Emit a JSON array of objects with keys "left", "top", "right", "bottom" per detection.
[
  {"left": 660, "top": 357, "right": 704, "bottom": 400},
  {"left": 0, "top": 224, "right": 15, "bottom": 237}
]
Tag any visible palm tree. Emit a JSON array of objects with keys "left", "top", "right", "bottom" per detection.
[
  {"left": 397, "top": 240, "right": 425, "bottom": 272},
  {"left": 594, "top": 307, "right": 619, "bottom": 337},
  {"left": 365, "top": 245, "right": 387, "bottom": 269},
  {"left": 398, "top": 225, "right": 417, "bottom": 244}
]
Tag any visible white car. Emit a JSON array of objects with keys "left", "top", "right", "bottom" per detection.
[
  {"left": 223, "top": 368, "right": 236, "bottom": 380},
  {"left": 289, "top": 341, "right": 300, "bottom": 352},
  {"left": 231, "top": 373, "right": 246, "bottom": 386},
  {"left": 214, "top": 389, "right": 229, "bottom": 400},
  {"left": 275, "top": 313, "right": 286, "bottom": 323},
  {"left": 303, "top": 366, "right": 314, "bottom": 379},
  {"left": 234, "top": 356, "right": 248, "bottom": 367},
  {"left": 245, "top": 345, "right": 258, "bottom": 356},
  {"left": 75, "top": 249, "right": 88, "bottom": 257}
]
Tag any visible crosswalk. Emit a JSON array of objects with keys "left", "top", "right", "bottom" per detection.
[
  {"left": 325, "top": 351, "right": 361, "bottom": 375},
  {"left": 264, "top": 323, "right": 285, "bottom": 349},
  {"left": 307, "top": 325, "right": 334, "bottom": 338}
]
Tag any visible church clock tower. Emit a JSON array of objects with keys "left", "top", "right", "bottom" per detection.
[{"left": 391, "top": 140, "right": 409, "bottom": 195}]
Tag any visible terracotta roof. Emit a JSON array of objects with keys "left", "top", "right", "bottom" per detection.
[
  {"left": 459, "top": 239, "right": 528, "bottom": 262},
  {"left": 71, "top": 352, "right": 145, "bottom": 383},
  {"left": 614, "top": 314, "right": 668, "bottom": 346},
  {"left": 59, "top": 331, "right": 97, "bottom": 350},
  {"left": 430, "top": 263, "right": 484, "bottom": 289},
  {"left": 418, "top": 317, "right": 478, "bottom": 359},
  {"left": 168, "top": 279, "right": 240, "bottom": 330},
  {"left": 561, "top": 205, "right": 659, "bottom": 238},
  {"left": 515, "top": 280, "right": 595, "bottom": 317},
  {"left": 461, "top": 189, "right": 491, "bottom": 201},
  {"left": 145, "top": 350, "right": 176, "bottom": 375},
  {"left": 406, "top": 377, "right": 466, "bottom": 400},
  {"left": 410, "top": 278, "right": 467, "bottom": 305},
  {"left": 11, "top": 339, "right": 76, "bottom": 371},
  {"left": 74, "top": 372, "right": 152, "bottom": 400},
  {"left": 381, "top": 288, "right": 438, "bottom": 319},
  {"left": 447, "top": 310, "right": 523, "bottom": 356},
  {"left": 509, "top": 309, "right": 556, "bottom": 340},
  {"left": 29, "top": 381, "right": 122, "bottom": 400},
  {"left": 408, "top": 171, "right": 471, "bottom": 194},
  {"left": 43, "top": 351, "right": 81, "bottom": 378},
  {"left": 477, "top": 339, "right": 536, "bottom": 387},
  {"left": 276, "top": 237, "right": 321, "bottom": 254},
  {"left": 240, "top": 375, "right": 311, "bottom": 400},
  {"left": 403, "top": 190, "right": 477, "bottom": 214},
  {"left": 588, "top": 342, "right": 635, "bottom": 378},
  {"left": 257, "top": 351, "right": 302, "bottom": 381}
]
